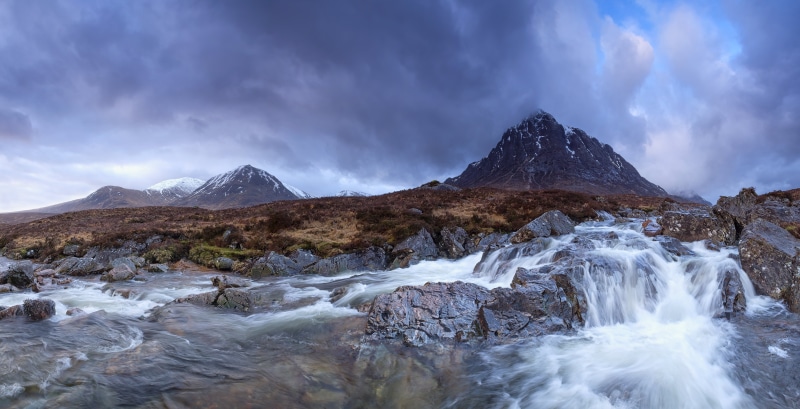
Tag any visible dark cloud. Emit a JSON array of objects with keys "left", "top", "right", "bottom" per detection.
[{"left": 0, "top": 1, "right": 799, "bottom": 211}]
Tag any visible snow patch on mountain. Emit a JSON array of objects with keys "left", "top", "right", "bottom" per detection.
[
  {"left": 337, "top": 190, "right": 368, "bottom": 197},
  {"left": 146, "top": 177, "right": 204, "bottom": 195},
  {"left": 286, "top": 184, "right": 313, "bottom": 199}
]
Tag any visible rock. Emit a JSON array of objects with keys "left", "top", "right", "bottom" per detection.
[
  {"left": 304, "top": 246, "right": 388, "bottom": 275},
  {"left": 0, "top": 284, "right": 16, "bottom": 293},
  {"left": 407, "top": 208, "right": 423, "bottom": 215},
  {"left": 55, "top": 257, "right": 109, "bottom": 276},
  {"left": 100, "top": 265, "right": 136, "bottom": 282},
  {"left": 438, "top": 227, "right": 471, "bottom": 259},
  {"left": 642, "top": 219, "right": 663, "bottom": 237},
  {"left": 251, "top": 252, "right": 300, "bottom": 277},
  {"left": 653, "top": 236, "right": 695, "bottom": 257},
  {"left": 211, "top": 275, "right": 250, "bottom": 290},
  {"left": 704, "top": 240, "right": 722, "bottom": 252},
  {"left": 290, "top": 249, "right": 319, "bottom": 268},
  {"left": 147, "top": 263, "right": 169, "bottom": 273},
  {"left": 129, "top": 257, "right": 147, "bottom": 268},
  {"left": 366, "top": 281, "right": 494, "bottom": 346},
  {"left": 0, "top": 305, "right": 23, "bottom": 320},
  {"left": 175, "top": 291, "right": 218, "bottom": 306},
  {"left": 111, "top": 257, "right": 137, "bottom": 271},
  {"left": 23, "top": 298, "right": 56, "bottom": 321},
  {"left": 330, "top": 287, "right": 348, "bottom": 303},
  {"left": 715, "top": 187, "right": 758, "bottom": 230},
  {"left": 510, "top": 210, "right": 575, "bottom": 244},
  {"left": 660, "top": 208, "right": 736, "bottom": 245},
  {"left": 738, "top": 219, "right": 800, "bottom": 311},
  {"left": 718, "top": 269, "right": 746, "bottom": 318},
  {"left": 5, "top": 261, "right": 34, "bottom": 288},
  {"left": 215, "top": 288, "right": 253, "bottom": 311},
  {"left": 214, "top": 257, "right": 234, "bottom": 271},
  {"left": 475, "top": 232, "right": 511, "bottom": 252},
  {"left": 66, "top": 307, "right": 85, "bottom": 316},
  {"left": 390, "top": 229, "right": 439, "bottom": 268},
  {"left": 473, "top": 240, "right": 547, "bottom": 281},
  {"left": 62, "top": 244, "right": 81, "bottom": 256},
  {"left": 34, "top": 269, "right": 56, "bottom": 278}
]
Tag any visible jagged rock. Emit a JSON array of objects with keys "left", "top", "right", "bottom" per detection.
[
  {"left": 23, "top": 298, "right": 56, "bottom": 321},
  {"left": 660, "top": 208, "right": 736, "bottom": 245},
  {"left": 211, "top": 275, "right": 250, "bottom": 290},
  {"left": 5, "top": 261, "right": 34, "bottom": 288},
  {"left": 366, "top": 281, "right": 494, "bottom": 346},
  {"left": 642, "top": 219, "right": 663, "bottom": 237},
  {"left": 715, "top": 187, "right": 758, "bottom": 228},
  {"left": 176, "top": 291, "right": 218, "bottom": 306},
  {"left": 55, "top": 257, "right": 109, "bottom": 276},
  {"left": 62, "top": 244, "right": 81, "bottom": 256},
  {"left": 213, "top": 257, "right": 234, "bottom": 271},
  {"left": 653, "top": 236, "right": 695, "bottom": 257},
  {"left": 390, "top": 229, "right": 438, "bottom": 268},
  {"left": 718, "top": 269, "right": 746, "bottom": 318},
  {"left": 290, "top": 249, "right": 319, "bottom": 268},
  {"left": 304, "top": 246, "right": 388, "bottom": 275},
  {"left": 330, "top": 286, "right": 348, "bottom": 303},
  {"left": 84, "top": 242, "right": 145, "bottom": 265},
  {"left": 252, "top": 252, "right": 298, "bottom": 277},
  {"left": 100, "top": 265, "right": 136, "bottom": 282},
  {"left": 439, "top": 227, "right": 472, "bottom": 259},
  {"left": 215, "top": 288, "right": 253, "bottom": 311},
  {"left": 0, "top": 305, "right": 23, "bottom": 320},
  {"left": 739, "top": 219, "right": 800, "bottom": 312},
  {"left": 510, "top": 210, "right": 575, "bottom": 244},
  {"left": 111, "top": 257, "right": 137, "bottom": 272},
  {"left": 476, "top": 232, "right": 511, "bottom": 251},
  {"left": 147, "top": 263, "right": 169, "bottom": 273}
]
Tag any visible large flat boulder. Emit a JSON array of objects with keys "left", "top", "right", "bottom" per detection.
[
  {"left": 510, "top": 210, "right": 575, "bottom": 244},
  {"left": 739, "top": 219, "right": 800, "bottom": 311},
  {"left": 304, "top": 246, "right": 388, "bottom": 275}
]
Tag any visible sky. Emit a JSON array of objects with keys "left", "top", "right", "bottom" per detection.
[{"left": 1, "top": 0, "right": 799, "bottom": 212}]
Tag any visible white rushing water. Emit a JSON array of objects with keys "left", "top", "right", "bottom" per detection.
[{"left": 462, "top": 221, "right": 774, "bottom": 409}]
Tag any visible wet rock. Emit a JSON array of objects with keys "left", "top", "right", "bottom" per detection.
[
  {"left": 176, "top": 291, "right": 218, "bottom": 306},
  {"left": 660, "top": 208, "right": 736, "bottom": 245},
  {"left": 111, "top": 257, "right": 137, "bottom": 272},
  {"left": 147, "top": 263, "right": 169, "bottom": 273},
  {"left": 5, "top": 261, "right": 34, "bottom": 288},
  {"left": 704, "top": 240, "right": 722, "bottom": 252},
  {"left": 642, "top": 219, "right": 663, "bottom": 237},
  {"left": 56, "top": 256, "right": 109, "bottom": 276},
  {"left": 215, "top": 288, "right": 253, "bottom": 311},
  {"left": 66, "top": 307, "right": 85, "bottom": 316},
  {"left": 34, "top": 268, "right": 56, "bottom": 278},
  {"left": 439, "top": 227, "right": 471, "bottom": 259},
  {"left": 330, "top": 286, "right": 348, "bottom": 303},
  {"left": 715, "top": 187, "right": 757, "bottom": 228},
  {"left": 252, "top": 252, "right": 299, "bottom": 277},
  {"left": 473, "top": 239, "right": 547, "bottom": 281},
  {"left": 390, "top": 229, "right": 439, "bottom": 268},
  {"left": 23, "top": 298, "right": 56, "bottom": 321},
  {"left": 211, "top": 275, "right": 250, "bottom": 290},
  {"left": 290, "top": 249, "right": 320, "bottom": 268},
  {"left": 366, "top": 281, "right": 494, "bottom": 346},
  {"left": 129, "top": 257, "right": 147, "bottom": 268},
  {"left": 653, "top": 236, "right": 695, "bottom": 257},
  {"left": 475, "top": 232, "right": 511, "bottom": 252},
  {"left": 214, "top": 257, "right": 234, "bottom": 271},
  {"left": 739, "top": 219, "right": 800, "bottom": 312},
  {"left": 0, "top": 284, "right": 17, "bottom": 293},
  {"left": 718, "top": 269, "right": 746, "bottom": 318},
  {"left": 510, "top": 210, "right": 575, "bottom": 244},
  {"left": 0, "top": 305, "right": 23, "bottom": 320},
  {"left": 101, "top": 265, "right": 136, "bottom": 282},
  {"left": 304, "top": 246, "right": 388, "bottom": 275}
]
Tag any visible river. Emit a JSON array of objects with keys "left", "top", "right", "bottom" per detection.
[{"left": 1, "top": 218, "right": 799, "bottom": 408}]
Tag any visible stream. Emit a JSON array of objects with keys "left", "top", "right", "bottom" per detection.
[{"left": 2, "top": 218, "right": 800, "bottom": 408}]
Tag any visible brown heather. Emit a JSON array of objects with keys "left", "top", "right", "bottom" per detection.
[{"left": 0, "top": 188, "right": 676, "bottom": 261}]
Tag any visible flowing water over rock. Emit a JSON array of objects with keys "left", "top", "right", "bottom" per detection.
[{"left": 2, "top": 219, "right": 799, "bottom": 408}]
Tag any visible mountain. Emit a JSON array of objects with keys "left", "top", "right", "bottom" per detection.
[
  {"left": 173, "top": 165, "right": 302, "bottom": 209},
  {"left": 144, "top": 177, "right": 204, "bottom": 202},
  {"left": 445, "top": 111, "right": 669, "bottom": 197},
  {"left": 337, "top": 190, "right": 368, "bottom": 197},
  {"left": 285, "top": 184, "right": 313, "bottom": 199},
  {"left": 29, "top": 186, "right": 172, "bottom": 214}
]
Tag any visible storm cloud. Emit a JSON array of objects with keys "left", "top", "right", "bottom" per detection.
[{"left": 0, "top": 1, "right": 798, "bottom": 211}]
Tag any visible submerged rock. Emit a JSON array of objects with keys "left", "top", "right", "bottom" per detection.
[
  {"left": 718, "top": 269, "right": 746, "bottom": 318},
  {"left": 739, "top": 219, "right": 800, "bottom": 312},
  {"left": 654, "top": 236, "right": 695, "bottom": 258},
  {"left": 510, "top": 210, "right": 575, "bottom": 244}
]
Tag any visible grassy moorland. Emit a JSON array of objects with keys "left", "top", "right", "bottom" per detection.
[{"left": 0, "top": 187, "right": 690, "bottom": 265}]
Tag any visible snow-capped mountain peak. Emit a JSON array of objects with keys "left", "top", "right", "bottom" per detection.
[
  {"left": 173, "top": 165, "right": 307, "bottom": 209},
  {"left": 146, "top": 177, "right": 204, "bottom": 195},
  {"left": 286, "top": 184, "right": 313, "bottom": 199}
]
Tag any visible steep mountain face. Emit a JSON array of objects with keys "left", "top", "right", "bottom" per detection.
[
  {"left": 445, "top": 111, "right": 668, "bottom": 196},
  {"left": 285, "top": 184, "right": 313, "bottom": 199},
  {"left": 144, "top": 177, "right": 205, "bottom": 202},
  {"left": 174, "top": 165, "right": 301, "bottom": 209}
]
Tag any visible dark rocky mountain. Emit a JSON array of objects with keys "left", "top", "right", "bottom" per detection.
[
  {"left": 173, "top": 165, "right": 302, "bottom": 210},
  {"left": 445, "top": 111, "right": 669, "bottom": 197},
  {"left": 29, "top": 186, "right": 173, "bottom": 214},
  {"left": 144, "top": 177, "right": 205, "bottom": 202}
]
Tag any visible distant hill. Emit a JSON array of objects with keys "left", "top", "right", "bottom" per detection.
[
  {"left": 337, "top": 190, "right": 368, "bottom": 197},
  {"left": 445, "top": 111, "right": 669, "bottom": 197},
  {"left": 173, "top": 165, "right": 303, "bottom": 210}
]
